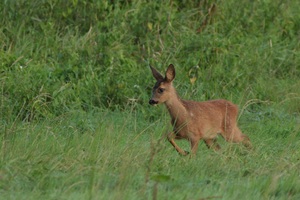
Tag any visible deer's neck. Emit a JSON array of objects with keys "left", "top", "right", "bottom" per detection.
[{"left": 165, "top": 92, "right": 188, "bottom": 125}]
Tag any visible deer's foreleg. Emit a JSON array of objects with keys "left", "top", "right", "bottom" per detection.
[
  {"left": 167, "top": 132, "right": 189, "bottom": 156},
  {"left": 204, "top": 139, "right": 221, "bottom": 151},
  {"left": 190, "top": 139, "right": 200, "bottom": 154}
]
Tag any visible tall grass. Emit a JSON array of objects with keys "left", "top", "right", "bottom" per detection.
[
  {"left": 0, "top": 0, "right": 300, "bottom": 199},
  {"left": 1, "top": 0, "right": 299, "bottom": 121},
  {"left": 0, "top": 109, "right": 299, "bottom": 199}
]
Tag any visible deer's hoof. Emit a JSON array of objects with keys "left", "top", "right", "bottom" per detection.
[{"left": 180, "top": 150, "right": 189, "bottom": 156}]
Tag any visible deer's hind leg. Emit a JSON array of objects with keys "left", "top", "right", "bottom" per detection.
[
  {"left": 233, "top": 127, "right": 252, "bottom": 148},
  {"left": 222, "top": 126, "right": 252, "bottom": 148}
]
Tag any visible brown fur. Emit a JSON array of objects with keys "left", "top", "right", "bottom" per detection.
[{"left": 149, "top": 64, "right": 251, "bottom": 156}]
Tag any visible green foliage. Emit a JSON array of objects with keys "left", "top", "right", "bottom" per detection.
[
  {"left": 0, "top": 110, "right": 299, "bottom": 199},
  {"left": 1, "top": 0, "right": 300, "bottom": 121}
]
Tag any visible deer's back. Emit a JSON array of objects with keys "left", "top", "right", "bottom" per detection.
[{"left": 183, "top": 99, "right": 238, "bottom": 114}]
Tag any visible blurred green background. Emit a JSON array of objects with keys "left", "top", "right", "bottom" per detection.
[{"left": 1, "top": 0, "right": 299, "bottom": 122}]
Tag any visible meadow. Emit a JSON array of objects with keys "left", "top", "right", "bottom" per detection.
[{"left": 0, "top": 0, "right": 300, "bottom": 199}]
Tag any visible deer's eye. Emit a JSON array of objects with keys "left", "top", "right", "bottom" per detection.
[{"left": 158, "top": 88, "right": 165, "bottom": 94}]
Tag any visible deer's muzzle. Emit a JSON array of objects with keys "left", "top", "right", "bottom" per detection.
[{"left": 149, "top": 99, "right": 158, "bottom": 105}]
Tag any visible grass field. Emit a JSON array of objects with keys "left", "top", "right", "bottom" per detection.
[
  {"left": 1, "top": 108, "right": 300, "bottom": 199},
  {"left": 1, "top": 0, "right": 300, "bottom": 199}
]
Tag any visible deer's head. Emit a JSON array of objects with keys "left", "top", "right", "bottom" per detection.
[{"left": 149, "top": 64, "right": 176, "bottom": 105}]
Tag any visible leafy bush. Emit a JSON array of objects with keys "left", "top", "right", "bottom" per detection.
[{"left": 0, "top": 0, "right": 299, "bottom": 121}]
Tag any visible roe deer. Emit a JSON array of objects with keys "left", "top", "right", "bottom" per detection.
[{"left": 149, "top": 64, "right": 251, "bottom": 156}]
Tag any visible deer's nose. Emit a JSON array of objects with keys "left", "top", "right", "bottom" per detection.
[{"left": 149, "top": 99, "right": 158, "bottom": 105}]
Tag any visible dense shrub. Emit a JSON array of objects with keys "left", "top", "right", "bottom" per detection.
[{"left": 0, "top": 0, "right": 299, "bottom": 121}]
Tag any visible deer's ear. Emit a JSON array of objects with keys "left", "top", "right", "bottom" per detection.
[
  {"left": 150, "top": 65, "right": 164, "bottom": 81},
  {"left": 165, "top": 64, "right": 175, "bottom": 82}
]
